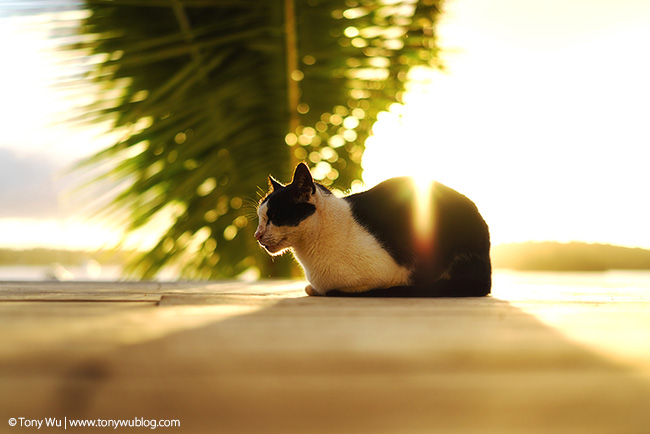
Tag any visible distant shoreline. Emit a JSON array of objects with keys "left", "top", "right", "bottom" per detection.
[
  {"left": 2, "top": 242, "right": 649, "bottom": 273},
  {"left": 491, "top": 242, "right": 650, "bottom": 272},
  {"left": 0, "top": 248, "right": 132, "bottom": 267}
]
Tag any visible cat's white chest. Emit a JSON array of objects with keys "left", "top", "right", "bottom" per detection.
[{"left": 292, "top": 199, "right": 412, "bottom": 294}]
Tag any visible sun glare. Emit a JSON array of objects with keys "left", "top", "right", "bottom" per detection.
[
  {"left": 0, "top": 217, "right": 167, "bottom": 251},
  {"left": 1, "top": 1, "right": 650, "bottom": 252},
  {"left": 412, "top": 178, "right": 435, "bottom": 253},
  {"left": 362, "top": 0, "right": 650, "bottom": 249}
]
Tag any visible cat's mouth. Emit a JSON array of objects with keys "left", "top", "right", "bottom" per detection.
[{"left": 260, "top": 239, "right": 286, "bottom": 254}]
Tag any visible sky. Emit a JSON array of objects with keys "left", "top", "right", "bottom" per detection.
[
  {"left": 362, "top": 0, "right": 650, "bottom": 248},
  {"left": 0, "top": 9, "right": 148, "bottom": 250},
  {"left": 0, "top": 0, "right": 649, "bottom": 250}
]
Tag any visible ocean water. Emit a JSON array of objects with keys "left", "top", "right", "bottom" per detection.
[
  {"left": 492, "top": 269, "right": 650, "bottom": 301},
  {"left": 1, "top": 265, "right": 650, "bottom": 295},
  {"left": 495, "top": 269, "right": 650, "bottom": 288},
  {"left": 0, "top": 264, "right": 123, "bottom": 282}
]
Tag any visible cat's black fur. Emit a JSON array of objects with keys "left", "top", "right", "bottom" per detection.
[{"left": 341, "top": 177, "right": 491, "bottom": 297}]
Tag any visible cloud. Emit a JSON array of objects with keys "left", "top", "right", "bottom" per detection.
[{"left": 0, "top": 147, "right": 62, "bottom": 218}]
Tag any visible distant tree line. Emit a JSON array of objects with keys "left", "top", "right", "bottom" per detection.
[
  {"left": 0, "top": 249, "right": 130, "bottom": 267},
  {"left": 492, "top": 242, "right": 650, "bottom": 271}
]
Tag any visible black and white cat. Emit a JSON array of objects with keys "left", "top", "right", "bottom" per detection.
[{"left": 255, "top": 163, "right": 491, "bottom": 297}]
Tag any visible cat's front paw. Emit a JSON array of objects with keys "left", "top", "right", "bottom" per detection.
[{"left": 305, "top": 284, "right": 320, "bottom": 296}]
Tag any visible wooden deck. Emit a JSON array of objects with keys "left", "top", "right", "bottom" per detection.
[{"left": 2, "top": 273, "right": 650, "bottom": 433}]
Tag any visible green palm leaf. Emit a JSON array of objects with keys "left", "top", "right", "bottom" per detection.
[{"left": 21, "top": 0, "right": 446, "bottom": 279}]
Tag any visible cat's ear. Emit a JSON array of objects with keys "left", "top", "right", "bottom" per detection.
[
  {"left": 291, "top": 163, "right": 316, "bottom": 199},
  {"left": 268, "top": 176, "right": 283, "bottom": 191}
]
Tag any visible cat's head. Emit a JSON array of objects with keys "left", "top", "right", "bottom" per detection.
[{"left": 255, "top": 163, "right": 324, "bottom": 255}]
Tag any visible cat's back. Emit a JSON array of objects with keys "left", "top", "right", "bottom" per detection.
[
  {"left": 344, "top": 177, "right": 490, "bottom": 267},
  {"left": 344, "top": 177, "right": 418, "bottom": 266}
]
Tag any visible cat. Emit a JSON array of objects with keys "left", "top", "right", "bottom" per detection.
[{"left": 255, "top": 163, "right": 491, "bottom": 297}]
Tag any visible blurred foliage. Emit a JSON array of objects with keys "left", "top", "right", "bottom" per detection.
[{"left": 34, "top": 0, "right": 445, "bottom": 279}]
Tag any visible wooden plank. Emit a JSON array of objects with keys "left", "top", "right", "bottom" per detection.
[
  {"left": 0, "top": 292, "right": 161, "bottom": 301},
  {"left": 0, "top": 280, "right": 305, "bottom": 301}
]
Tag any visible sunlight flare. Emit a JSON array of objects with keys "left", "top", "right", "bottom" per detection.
[{"left": 412, "top": 177, "right": 435, "bottom": 254}]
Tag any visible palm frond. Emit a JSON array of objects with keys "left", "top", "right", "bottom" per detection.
[{"left": 22, "top": 0, "right": 446, "bottom": 278}]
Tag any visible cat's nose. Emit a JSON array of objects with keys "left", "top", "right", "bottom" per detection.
[{"left": 254, "top": 227, "right": 264, "bottom": 241}]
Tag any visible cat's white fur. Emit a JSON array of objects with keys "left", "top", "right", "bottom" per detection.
[{"left": 256, "top": 187, "right": 412, "bottom": 296}]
